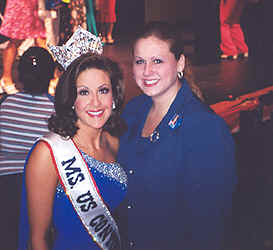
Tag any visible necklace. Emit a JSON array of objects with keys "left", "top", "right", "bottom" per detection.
[
  {"left": 73, "top": 136, "right": 95, "bottom": 156},
  {"left": 149, "top": 130, "right": 160, "bottom": 142}
]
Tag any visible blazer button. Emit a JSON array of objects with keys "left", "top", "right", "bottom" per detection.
[
  {"left": 129, "top": 241, "right": 135, "bottom": 248},
  {"left": 127, "top": 204, "right": 132, "bottom": 209},
  {"left": 129, "top": 169, "right": 134, "bottom": 175}
]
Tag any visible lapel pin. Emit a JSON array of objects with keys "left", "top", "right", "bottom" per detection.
[{"left": 168, "top": 113, "right": 183, "bottom": 130}]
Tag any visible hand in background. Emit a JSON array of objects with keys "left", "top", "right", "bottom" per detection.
[{"left": 38, "top": 9, "right": 52, "bottom": 20}]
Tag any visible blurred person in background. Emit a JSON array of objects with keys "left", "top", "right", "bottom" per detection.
[
  {"left": 219, "top": 0, "right": 249, "bottom": 59},
  {"left": 0, "top": 0, "right": 47, "bottom": 94},
  {"left": 95, "top": 0, "right": 116, "bottom": 44},
  {"left": 0, "top": 46, "right": 55, "bottom": 250}
]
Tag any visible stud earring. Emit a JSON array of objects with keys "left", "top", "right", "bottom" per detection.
[
  {"left": 177, "top": 71, "right": 183, "bottom": 79},
  {"left": 72, "top": 106, "right": 75, "bottom": 110},
  {"left": 112, "top": 101, "right": 116, "bottom": 110}
]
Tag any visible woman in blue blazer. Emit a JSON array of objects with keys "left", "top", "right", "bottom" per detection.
[{"left": 117, "top": 21, "right": 237, "bottom": 250}]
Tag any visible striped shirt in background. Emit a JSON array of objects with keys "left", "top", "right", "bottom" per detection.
[{"left": 0, "top": 93, "right": 55, "bottom": 176}]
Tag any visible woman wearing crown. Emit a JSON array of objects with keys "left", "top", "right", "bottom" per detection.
[{"left": 18, "top": 28, "right": 127, "bottom": 250}]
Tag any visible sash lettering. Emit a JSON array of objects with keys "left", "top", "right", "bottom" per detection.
[
  {"left": 90, "top": 215, "right": 119, "bottom": 248},
  {"left": 62, "top": 156, "right": 85, "bottom": 188},
  {"left": 40, "top": 133, "right": 121, "bottom": 250},
  {"left": 77, "top": 190, "right": 98, "bottom": 212}
]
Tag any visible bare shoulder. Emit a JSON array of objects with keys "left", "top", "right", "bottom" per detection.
[
  {"left": 26, "top": 140, "right": 58, "bottom": 184},
  {"left": 27, "top": 140, "right": 53, "bottom": 166}
]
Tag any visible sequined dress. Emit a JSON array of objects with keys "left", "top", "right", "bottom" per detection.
[{"left": 18, "top": 144, "right": 127, "bottom": 250}]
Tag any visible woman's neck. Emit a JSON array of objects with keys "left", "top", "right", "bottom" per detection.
[
  {"left": 151, "top": 81, "right": 181, "bottom": 113},
  {"left": 141, "top": 81, "right": 182, "bottom": 137},
  {"left": 74, "top": 128, "right": 104, "bottom": 152},
  {"left": 73, "top": 128, "right": 118, "bottom": 163}
]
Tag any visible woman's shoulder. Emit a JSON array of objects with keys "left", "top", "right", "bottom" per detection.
[
  {"left": 121, "top": 94, "right": 150, "bottom": 124},
  {"left": 180, "top": 107, "right": 233, "bottom": 150},
  {"left": 181, "top": 105, "right": 229, "bottom": 136},
  {"left": 123, "top": 94, "right": 149, "bottom": 113},
  {"left": 29, "top": 139, "right": 53, "bottom": 159},
  {"left": 27, "top": 133, "right": 64, "bottom": 165},
  {"left": 26, "top": 139, "right": 57, "bottom": 178}
]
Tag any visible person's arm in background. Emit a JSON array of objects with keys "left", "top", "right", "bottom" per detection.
[
  {"left": 37, "top": 0, "right": 51, "bottom": 20},
  {"left": 26, "top": 141, "right": 58, "bottom": 250}
]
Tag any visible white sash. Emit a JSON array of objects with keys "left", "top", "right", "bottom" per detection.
[{"left": 41, "top": 133, "right": 121, "bottom": 250}]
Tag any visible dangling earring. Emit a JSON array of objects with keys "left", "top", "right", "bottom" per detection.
[
  {"left": 112, "top": 101, "right": 116, "bottom": 110},
  {"left": 177, "top": 71, "right": 183, "bottom": 79}
]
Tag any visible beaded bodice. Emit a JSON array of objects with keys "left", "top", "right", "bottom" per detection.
[
  {"left": 56, "top": 150, "right": 127, "bottom": 202},
  {"left": 81, "top": 151, "right": 128, "bottom": 186}
]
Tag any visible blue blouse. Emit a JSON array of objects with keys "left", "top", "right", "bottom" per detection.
[
  {"left": 117, "top": 79, "right": 237, "bottom": 250},
  {"left": 18, "top": 146, "right": 127, "bottom": 250}
]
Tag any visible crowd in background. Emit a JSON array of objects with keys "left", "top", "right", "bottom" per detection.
[{"left": 0, "top": 0, "right": 117, "bottom": 95}]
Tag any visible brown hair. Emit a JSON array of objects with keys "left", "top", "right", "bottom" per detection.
[
  {"left": 48, "top": 53, "right": 126, "bottom": 138},
  {"left": 133, "top": 21, "right": 204, "bottom": 101}
]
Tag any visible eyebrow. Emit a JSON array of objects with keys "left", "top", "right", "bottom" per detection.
[
  {"left": 134, "top": 55, "right": 162, "bottom": 60},
  {"left": 76, "top": 82, "right": 111, "bottom": 89},
  {"left": 76, "top": 85, "right": 88, "bottom": 89}
]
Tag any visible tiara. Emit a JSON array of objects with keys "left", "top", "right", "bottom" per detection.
[{"left": 48, "top": 26, "right": 103, "bottom": 70}]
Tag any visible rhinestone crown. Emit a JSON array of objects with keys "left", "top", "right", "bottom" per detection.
[{"left": 48, "top": 26, "right": 103, "bottom": 70}]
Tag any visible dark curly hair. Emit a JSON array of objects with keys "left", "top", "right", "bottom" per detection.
[
  {"left": 48, "top": 53, "right": 126, "bottom": 138},
  {"left": 18, "top": 46, "right": 55, "bottom": 94}
]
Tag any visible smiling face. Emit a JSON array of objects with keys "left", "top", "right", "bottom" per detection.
[
  {"left": 74, "top": 68, "right": 113, "bottom": 131},
  {"left": 133, "top": 35, "right": 185, "bottom": 101}
]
